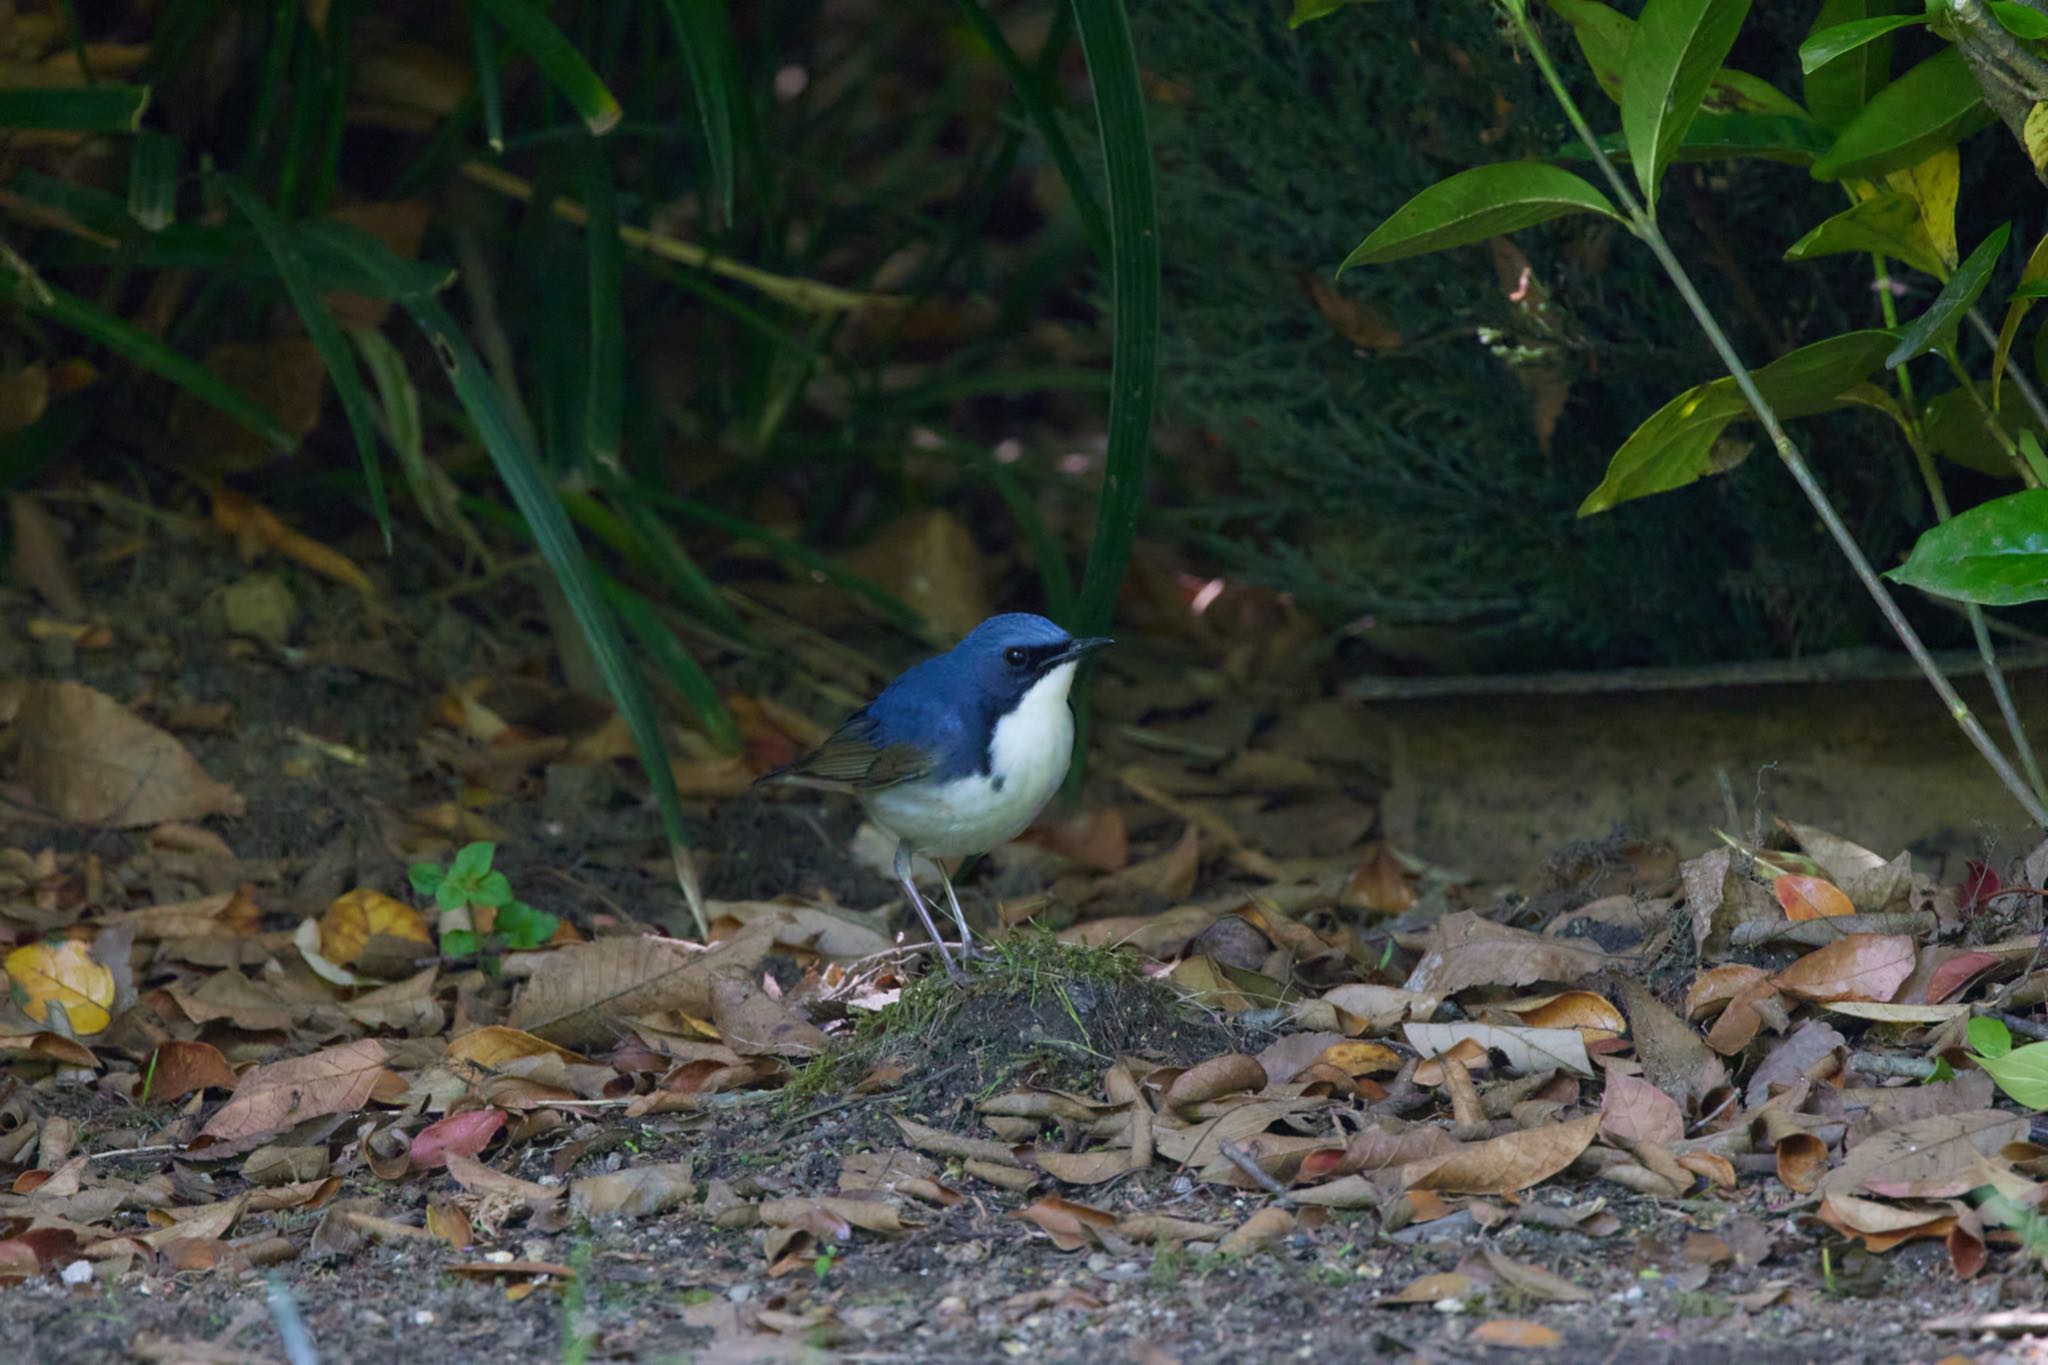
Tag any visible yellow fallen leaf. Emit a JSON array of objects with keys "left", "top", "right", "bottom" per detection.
[
  {"left": 5, "top": 939, "right": 115, "bottom": 1034},
  {"left": 320, "top": 889, "right": 432, "bottom": 966},
  {"left": 212, "top": 488, "right": 374, "bottom": 595}
]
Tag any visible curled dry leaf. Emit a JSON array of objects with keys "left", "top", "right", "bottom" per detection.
[
  {"left": 1011, "top": 1195, "right": 1117, "bottom": 1252},
  {"left": 1820, "top": 1111, "right": 2028, "bottom": 1200},
  {"left": 1215, "top": 1206, "right": 1294, "bottom": 1257},
  {"left": 1599, "top": 1073, "right": 1683, "bottom": 1147},
  {"left": 1161, "top": 1054, "right": 1267, "bottom": 1110},
  {"left": 1469, "top": 1319, "right": 1564, "bottom": 1349},
  {"left": 1496, "top": 991, "right": 1627, "bottom": 1036},
  {"left": 319, "top": 889, "right": 432, "bottom": 966},
  {"left": 1404, "top": 1022, "right": 1592, "bottom": 1077},
  {"left": 1772, "top": 934, "right": 1916, "bottom": 1003},
  {"left": 1296, "top": 983, "right": 1442, "bottom": 1034},
  {"left": 510, "top": 924, "right": 771, "bottom": 1048},
  {"left": 409, "top": 1110, "right": 506, "bottom": 1169},
  {"left": 709, "top": 970, "right": 829, "bottom": 1058},
  {"left": 17, "top": 681, "right": 245, "bottom": 827},
  {"left": 4, "top": 939, "right": 115, "bottom": 1035}
]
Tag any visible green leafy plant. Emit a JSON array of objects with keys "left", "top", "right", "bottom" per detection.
[
  {"left": 1966, "top": 1014, "right": 2048, "bottom": 1109},
  {"left": 1309, "top": 0, "right": 2048, "bottom": 828},
  {"left": 411, "top": 841, "right": 559, "bottom": 957}
]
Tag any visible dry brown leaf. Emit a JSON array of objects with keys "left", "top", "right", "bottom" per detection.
[
  {"left": 1303, "top": 274, "right": 1404, "bottom": 351},
  {"left": 1469, "top": 1245, "right": 1594, "bottom": 1302},
  {"left": 4, "top": 939, "right": 114, "bottom": 1034},
  {"left": 1161, "top": 1054, "right": 1267, "bottom": 1110},
  {"left": 1011, "top": 1195, "right": 1116, "bottom": 1252},
  {"left": 145, "top": 1040, "right": 237, "bottom": 1104},
  {"left": 509, "top": 925, "right": 769, "bottom": 1047},
  {"left": 17, "top": 681, "right": 245, "bottom": 826},
  {"left": 1772, "top": 934, "right": 1916, "bottom": 1003},
  {"left": 710, "top": 970, "right": 829, "bottom": 1057},
  {"left": 1774, "top": 874, "right": 1854, "bottom": 921},
  {"left": 1343, "top": 842, "right": 1416, "bottom": 914},
  {"left": 444, "top": 1152, "right": 563, "bottom": 1204},
  {"left": 319, "top": 889, "right": 431, "bottom": 966},
  {"left": 1380, "top": 1271, "right": 1477, "bottom": 1305},
  {"left": 1299, "top": 983, "right": 1442, "bottom": 1034},
  {"left": 212, "top": 487, "right": 373, "bottom": 595},
  {"left": 1600, "top": 1073, "right": 1683, "bottom": 1147},
  {"left": 841, "top": 509, "right": 992, "bottom": 639},
  {"left": 1745, "top": 1019, "right": 1846, "bottom": 1107},
  {"left": 1400, "top": 1114, "right": 1601, "bottom": 1196},
  {"left": 1469, "top": 1319, "right": 1563, "bottom": 1349},
  {"left": 1821, "top": 1111, "right": 2028, "bottom": 1200},
  {"left": 1614, "top": 975, "right": 1725, "bottom": 1109},
  {"left": 1215, "top": 1206, "right": 1294, "bottom": 1257},
  {"left": 1498, "top": 991, "right": 1626, "bottom": 1035},
  {"left": 895, "top": 1116, "right": 1020, "bottom": 1167},
  {"left": 1033, "top": 1149, "right": 1139, "bottom": 1185},
  {"left": 1403, "top": 913, "right": 1612, "bottom": 994},
  {"left": 199, "top": 1039, "right": 397, "bottom": 1145},
  {"left": 9, "top": 493, "right": 84, "bottom": 616},
  {"left": 570, "top": 1162, "right": 695, "bottom": 1217},
  {"left": 1684, "top": 963, "right": 1773, "bottom": 1020},
  {"left": 1403, "top": 1022, "right": 1592, "bottom": 1076}
]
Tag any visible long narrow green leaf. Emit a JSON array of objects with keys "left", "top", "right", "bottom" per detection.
[
  {"left": 0, "top": 274, "right": 290, "bottom": 449},
  {"left": 127, "top": 130, "right": 178, "bottom": 232},
  {"left": 579, "top": 141, "right": 623, "bottom": 468},
  {"left": 241, "top": 0, "right": 297, "bottom": 174},
  {"left": 214, "top": 173, "right": 390, "bottom": 545},
  {"left": 1812, "top": 47, "right": 1991, "bottom": 181},
  {"left": 1887, "top": 224, "right": 2011, "bottom": 369},
  {"left": 1068, "top": 0, "right": 1159, "bottom": 638},
  {"left": 0, "top": 86, "right": 150, "bottom": 131},
  {"left": 610, "top": 492, "right": 750, "bottom": 642},
  {"left": 1343, "top": 163, "right": 1622, "bottom": 270},
  {"left": 1619, "top": 0, "right": 1752, "bottom": 213},
  {"left": 600, "top": 576, "right": 741, "bottom": 753},
  {"left": 958, "top": 0, "right": 1108, "bottom": 259},
  {"left": 1798, "top": 13, "right": 1922, "bottom": 73},
  {"left": 474, "top": 0, "right": 622, "bottom": 136},
  {"left": 472, "top": 5, "right": 506, "bottom": 153},
  {"left": 658, "top": 0, "right": 738, "bottom": 227}
]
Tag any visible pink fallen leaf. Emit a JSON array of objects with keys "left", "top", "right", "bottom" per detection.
[{"left": 409, "top": 1109, "right": 506, "bottom": 1169}]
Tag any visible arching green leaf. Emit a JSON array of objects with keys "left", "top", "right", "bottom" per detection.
[
  {"left": 1620, "top": 0, "right": 1753, "bottom": 212},
  {"left": 1340, "top": 164, "right": 1623, "bottom": 270}
]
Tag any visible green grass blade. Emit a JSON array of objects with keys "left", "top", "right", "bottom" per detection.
[
  {"left": 241, "top": 0, "right": 297, "bottom": 174},
  {"left": 127, "top": 130, "right": 178, "bottom": 231},
  {"left": 600, "top": 575, "right": 742, "bottom": 752},
  {"left": 658, "top": 0, "right": 738, "bottom": 227},
  {"left": 214, "top": 172, "right": 390, "bottom": 547},
  {"left": 610, "top": 491, "right": 751, "bottom": 641},
  {"left": 0, "top": 86, "right": 150, "bottom": 131},
  {"left": 1068, "top": 0, "right": 1159, "bottom": 639},
  {"left": 957, "top": 0, "right": 1107, "bottom": 258},
  {"left": 0, "top": 273, "right": 290, "bottom": 449},
  {"left": 473, "top": 5, "right": 507, "bottom": 153},
  {"left": 475, "top": 0, "right": 623, "bottom": 136},
  {"left": 579, "top": 142, "right": 623, "bottom": 468}
]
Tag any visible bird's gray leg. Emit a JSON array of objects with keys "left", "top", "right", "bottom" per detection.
[
  {"left": 893, "top": 842, "right": 960, "bottom": 978},
  {"left": 936, "top": 863, "right": 976, "bottom": 958}
]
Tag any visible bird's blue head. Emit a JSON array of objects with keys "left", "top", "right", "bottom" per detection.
[{"left": 867, "top": 613, "right": 1112, "bottom": 776}]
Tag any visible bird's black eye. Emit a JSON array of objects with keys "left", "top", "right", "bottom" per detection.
[{"left": 1003, "top": 646, "right": 1029, "bottom": 668}]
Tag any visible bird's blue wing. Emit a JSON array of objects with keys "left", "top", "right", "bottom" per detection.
[{"left": 771, "top": 709, "right": 937, "bottom": 791}]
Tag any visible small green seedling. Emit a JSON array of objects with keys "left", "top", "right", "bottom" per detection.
[
  {"left": 1965, "top": 1016, "right": 2048, "bottom": 1112},
  {"left": 410, "top": 841, "right": 558, "bottom": 959}
]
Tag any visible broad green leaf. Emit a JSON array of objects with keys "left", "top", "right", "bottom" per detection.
[
  {"left": 1886, "top": 223, "right": 2010, "bottom": 368},
  {"left": 1978, "top": 1041, "right": 2048, "bottom": 1110},
  {"left": 1922, "top": 386, "right": 2041, "bottom": 476},
  {"left": 1813, "top": 48, "right": 1992, "bottom": 180},
  {"left": 1706, "top": 70, "right": 1809, "bottom": 118},
  {"left": 0, "top": 85, "right": 150, "bottom": 131},
  {"left": 1784, "top": 191, "right": 1945, "bottom": 279},
  {"left": 1995, "top": 232, "right": 2048, "bottom": 410},
  {"left": 1341, "top": 164, "right": 1623, "bottom": 270},
  {"left": 1620, "top": 0, "right": 1753, "bottom": 212},
  {"left": 1881, "top": 145, "right": 1959, "bottom": 274},
  {"left": 473, "top": 0, "right": 621, "bottom": 135},
  {"left": 1571, "top": 112, "right": 1831, "bottom": 167},
  {"left": 450, "top": 842, "right": 495, "bottom": 883},
  {"left": 1798, "top": 13, "right": 1923, "bottom": 72},
  {"left": 1804, "top": 0, "right": 1905, "bottom": 131},
  {"left": 1992, "top": 0, "right": 2048, "bottom": 38},
  {"left": 408, "top": 864, "right": 444, "bottom": 897},
  {"left": 1578, "top": 331, "right": 1897, "bottom": 514},
  {"left": 1970, "top": 1015, "right": 2014, "bottom": 1058},
  {"left": 1289, "top": 0, "right": 1379, "bottom": 26},
  {"left": 1888, "top": 488, "right": 2048, "bottom": 605},
  {"left": 1548, "top": 0, "right": 1636, "bottom": 100}
]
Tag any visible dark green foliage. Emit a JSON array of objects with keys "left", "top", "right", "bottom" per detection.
[{"left": 1128, "top": 0, "right": 1933, "bottom": 669}]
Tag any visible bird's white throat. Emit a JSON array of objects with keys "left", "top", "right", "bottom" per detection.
[{"left": 863, "top": 660, "right": 1079, "bottom": 860}]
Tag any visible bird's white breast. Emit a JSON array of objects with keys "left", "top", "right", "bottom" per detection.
[{"left": 862, "top": 661, "right": 1078, "bottom": 859}]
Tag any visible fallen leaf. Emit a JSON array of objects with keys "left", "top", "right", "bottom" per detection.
[
  {"left": 1303, "top": 275, "right": 1403, "bottom": 351},
  {"left": 212, "top": 487, "right": 373, "bottom": 595},
  {"left": 410, "top": 1110, "right": 506, "bottom": 1169},
  {"left": 4, "top": 939, "right": 114, "bottom": 1034},
  {"left": 1404, "top": 1022, "right": 1592, "bottom": 1076},
  {"left": 841, "top": 509, "right": 992, "bottom": 639},
  {"left": 1772, "top": 934, "right": 1915, "bottom": 1003},
  {"left": 1400, "top": 1114, "right": 1601, "bottom": 1196},
  {"left": 510, "top": 927, "right": 769, "bottom": 1047},
  {"left": 17, "top": 681, "right": 245, "bottom": 826},
  {"left": 199, "top": 1039, "right": 397, "bottom": 1145},
  {"left": 1774, "top": 874, "right": 1854, "bottom": 921},
  {"left": 1403, "top": 913, "right": 1611, "bottom": 994},
  {"left": 1470, "top": 1319, "right": 1562, "bottom": 1349},
  {"left": 319, "top": 889, "right": 432, "bottom": 966},
  {"left": 1216, "top": 1206, "right": 1294, "bottom": 1257},
  {"left": 1011, "top": 1195, "right": 1117, "bottom": 1252},
  {"left": 1600, "top": 1073, "right": 1683, "bottom": 1147},
  {"left": 1381, "top": 1271, "right": 1477, "bottom": 1305},
  {"left": 1746, "top": 1019, "right": 1847, "bottom": 1107},
  {"left": 1470, "top": 1245, "right": 1593, "bottom": 1302},
  {"left": 145, "top": 1040, "right": 237, "bottom": 1103},
  {"left": 1822, "top": 1111, "right": 2028, "bottom": 1199},
  {"left": 710, "top": 970, "right": 829, "bottom": 1057},
  {"left": 1162, "top": 1054, "right": 1267, "bottom": 1110},
  {"left": 1343, "top": 842, "right": 1416, "bottom": 913},
  {"left": 571, "top": 1162, "right": 695, "bottom": 1217}
]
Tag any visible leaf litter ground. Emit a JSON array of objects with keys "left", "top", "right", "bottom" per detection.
[{"left": 7, "top": 493, "right": 2048, "bottom": 1361}]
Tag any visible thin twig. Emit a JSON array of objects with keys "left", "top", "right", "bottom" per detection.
[
  {"left": 1219, "top": 1139, "right": 1296, "bottom": 1205},
  {"left": 1506, "top": 3, "right": 2048, "bottom": 832}
]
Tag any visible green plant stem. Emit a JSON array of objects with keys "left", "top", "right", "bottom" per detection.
[
  {"left": 1943, "top": 347, "right": 2042, "bottom": 488},
  {"left": 1872, "top": 258, "right": 2048, "bottom": 807},
  {"left": 1508, "top": 2, "right": 2048, "bottom": 831}
]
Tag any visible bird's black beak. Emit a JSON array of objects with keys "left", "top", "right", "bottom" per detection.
[{"left": 1057, "top": 636, "right": 1114, "bottom": 664}]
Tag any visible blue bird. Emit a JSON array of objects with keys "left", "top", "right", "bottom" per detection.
[{"left": 769, "top": 613, "right": 1112, "bottom": 976}]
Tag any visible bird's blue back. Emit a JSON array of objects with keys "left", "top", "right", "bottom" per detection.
[{"left": 863, "top": 614, "right": 1073, "bottom": 781}]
